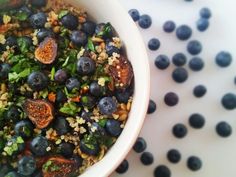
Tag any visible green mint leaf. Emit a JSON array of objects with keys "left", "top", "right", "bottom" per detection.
[
  {"left": 17, "top": 37, "right": 29, "bottom": 54},
  {"left": 58, "top": 10, "right": 69, "bottom": 19},
  {"left": 50, "top": 67, "right": 55, "bottom": 81},
  {"left": 98, "top": 119, "right": 107, "bottom": 127},
  {"left": 87, "top": 38, "right": 95, "bottom": 52},
  {"left": 16, "top": 11, "right": 28, "bottom": 21},
  {"left": 62, "top": 56, "right": 70, "bottom": 67}
]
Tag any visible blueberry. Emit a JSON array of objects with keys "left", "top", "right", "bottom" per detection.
[
  {"left": 187, "top": 156, "right": 202, "bottom": 171},
  {"left": 172, "top": 67, "right": 188, "bottom": 83},
  {"left": 72, "top": 155, "right": 83, "bottom": 168},
  {"left": 140, "top": 152, "right": 154, "bottom": 165},
  {"left": 115, "top": 88, "right": 133, "bottom": 104},
  {"left": 54, "top": 69, "right": 68, "bottom": 84},
  {"left": 5, "top": 36, "right": 18, "bottom": 48},
  {"left": 80, "top": 111, "right": 92, "bottom": 122},
  {"left": 193, "top": 85, "right": 207, "bottom": 97},
  {"left": 18, "top": 156, "right": 36, "bottom": 176},
  {"left": 82, "top": 21, "right": 96, "bottom": 36},
  {"left": 6, "top": 106, "right": 21, "bottom": 122},
  {"left": 81, "top": 95, "right": 96, "bottom": 109},
  {"left": 4, "top": 171, "right": 20, "bottom": 177},
  {"left": 215, "top": 51, "right": 232, "bottom": 67},
  {"left": 27, "top": 71, "right": 48, "bottom": 91},
  {"left": 133, "top": 137, "right": 147, "bottom": 153},
  {"left": 98, "top": 97, "right": 117, "bottom": 115},
  {"left": 154, "top": 165, "right": 171, "bottom": 177},
  {"left": 14, "top": 120, "right": 34, "bottom": 139},
  {"left": 31, "top": 0, "right": 47, "bottom": 7},
  {"left": 164, "top": 92, "right": 179, "bottom": 106},
  {"left": 148, "top": 38, "right": 160, "bottom": 51},
  {"left": 163, "top": 20, "right": 176, "bottom": 33},
  {"left": 53, "top": 116, "right": 70, "bottom": 136},
  {"left": 0, "top": 164, "right": 13, "bottom": 176},
  {"left": 95, "top": 23, "right": 114, "bottom": 39},
  {"left": 197, "top": 18, "right": 209, "bottom": 32},
  {"left": 172, "top": 123, "right": 187, "bottom": 138},
  {"left": 187, "top": 40, "right": 202, "bottom": 55},
  {"left": 58, "top": 142, "right": 75, "bottom": 158},
  {"left": 216, "top": 121, "right": 232, "bottom": 137},
  {"left": 147, "top": 99, "right": 156, "bottom": 114},
  {"left": 37, "top": 28, "right": 54, "bottom": 42},
  {"left": 71, "top": 31, "right": 88, "bottom": 47},
  {"left": 106, "top": 42, "right": 120, "bottom": 56},
  {"left": 77, "top": 57, "right": 96, "bottom": 76},
  {"left": 105, "top": 119, "right": 122, "bottom": 137},
  {"left": 90, "top": 122, "right": 107, "bottom": 137},
  {"left": 176, "top": 25, "right": 192, "bottom": 40},
  {"left": 30, "top": 12, "right": 47, "bottom": 29},
  {"left": 128, "top": 9, "right": 140, "bottom": 22},
  {"left": 79, "top": 139, "right": 100, "bottom": 156},
  {"left": 0, "top": 63, "right": 10, "bottom": 80},
  {"left": 61, "top": 13, "right": 79, "bottom": 30},
  {"left": 56, "top": 90, "right": 67, "bottom": 103},
  {"left": 155, "top": 55, "right": 170, "bottom": 70},
  {"left": 189, "top": 57, "right": 204, "bottom": 71},
  {"left": 30, "top": 136, "right": 49, "bottom": 156},
  {"left": 116, "top": 159, "right": 129, "bottom": 174},
  {"left": 20, "top": 36, "right": 33, "bottom": 47},
  {"left": 0, "top": 15, "right": 3, "bottom": 25},
  {"left": 167, "top": 149, "right": 181, "bottom": 163},
  {"left": 138, "top": 14, "right": 152, "bottom": 29},
  {"left": 32, "top": 170, "right": 43, "bottom": 177},
  {"left": 172, "top": 53, "right": 187, "bottom": 66},
  {"left": 90, "top": 81, "right": 103, "bottom": 97},
  {"left": 200, "top": 7, "right": 212, "bottom": 19},
  {"left": 221, "top": 93, "right": 236, "bottom": 110},
  {"left": 189, "top": 113, "right": 205, "bottom": 129},
  {"left": 66, "top": 77, "right": 80, "bottom": 91},
  {"left": 19, "top": 6, "right": 32, "bottom": 18}
]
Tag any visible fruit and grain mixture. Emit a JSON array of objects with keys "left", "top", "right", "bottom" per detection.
[{"left": 0, "top": 0, "right": 134, "bottom": 176}]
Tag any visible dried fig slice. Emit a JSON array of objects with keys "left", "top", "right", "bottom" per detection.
[
  {"left": 108, "top": 56, "right": 134, "bottom": 89},
  {"left": 23, "top": 99, "right": 54, "bottom": 129},
  {"left": 35, "top": 37, "right": 58, "bottom": 64}
]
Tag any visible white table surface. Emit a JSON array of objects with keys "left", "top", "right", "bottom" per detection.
[{"left": 111, "top": 0, "right": 236, "bottom": 177}]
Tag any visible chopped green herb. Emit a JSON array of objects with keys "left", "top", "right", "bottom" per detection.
[
  {"left": 16, "top": 11, "right": 28, "bottom": 21},
  {"left": 98, "top": 119, "right": 107, "bottom": 127},
  {"left": 17, "top": 37, "right": 29, "bottom": 54},
  {"left": 87, "top": 38, "right": 95, "bottom": 52},
  {"left": 97, "top": 23, "right": 112, "bottom": 37},
  {"left": 39, "top": 90, "right": 49, "bottom": 99},
  {"left": 59, "top": 102, "right": 80, "bottom": 116},
  {"left": 9, "top": 68, "right": 31, "bottom": 83},
  {"left": 58, "top": 10, "right": 69, "bottom": 19},
  {"left": 62, "top": 56, "right": 70, "bottom": 67}
]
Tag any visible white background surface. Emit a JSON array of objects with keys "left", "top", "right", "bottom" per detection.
[{"left": 112, "top": 0, "right": 236, "bottom": 177}]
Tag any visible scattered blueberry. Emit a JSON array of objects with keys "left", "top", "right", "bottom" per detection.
[
  {"left": 189, "top": 113, "right": 205, "bottom": 129},
  {"left": 89, "top": 81, "right": 103, "bottom": 97},
  {"left": 37, "top": 28, "right": 54, "bottom": 42},
  {"left": 163, "top": 20, "right": 176, "bottom": 33},
  {"left": 53, "top": 116, "right": 70, "bottom": 136},
  {"left": 58, "top": 142, "right": 75, "bottom": 158},
  {"left": 200, "top": 7, "right": 212, "bottom": 19},
  {"left": 18, "top": 156, "right": 36, "bottom": 176},
  {"left": 133, "top": 137, "right": 147, "bottom": 153},
  {"left": 172, "top": 67, "right": 188, "bottom": 83},
  {"left": 221, "top": 93, "right": 236, "bottom": 110},
  {"left": 197, "top": 18, "right": 209, "bottom": 32},
  {"left": 27, "top": 71, "right": 48, "bottom": 91},
  {"left": 5, "top": 36, "right": 17, "bottom": 48},
  {"left": 138, "top": 14, "right": 152, "bottom": 29},
  {"left": 79, "top": 139, "right": 99, "bottom": 156},
  {"left": 216, "top": 121, "right": 232, "bottom": 137},
  {"left": 77, "top": 57, "right": 96, "bottom": 76},
  {"left": 98, "top": 97, "right": 117, "bottom": 115},
  {"left": 66, "top": 77, "right": 80, "bottom": 91},
  {"left": 167, "top": 149, "right": 181, "bottom": 163},
  {"left": 193, "top": 85, "right": 207, "bottom": 98},
  {"left": 148, "top": 38, "right": 161, "bottom": 51},
  {"left": 128, "top": 9, "right": 140, "bottom": 22},
  {"left": 147, "top": 99, "right": 157, "bottom": 114},
  {"left": 187, "top": 156, "right": 202, "bottom": 171},
  {"left": 105, "top": 42, "right": 120, "bottom": 56},
  {"left": 140, "top": 152, "right": 154, "bottom": 165},
  {"left": 172, "top": 53, "right": 187, "bottom": 66},
  {"left": 105, "top": 119, "right": 122, "bottom": 137},
  {"left": 155, "top": 55, "right": 170, "bottom": 70},
  {"left": 71, "top": 31, "right": 88, "bottom": 47},
  {"left": 56, "top": 90, "right": 67, "bottom": 103},
  {"left": 6, "top": 106, "right": 21, "bottom": 122},
  {"left": 30, "top": 12, "right": 47, "bottom": 29},
  {"left": 30, "top": 136, "right": 49, "bottom": 156},
  {"left": 116, "top": 159, "right": 129, "bottom": 174},
  {"left": 215, "top": 51, "right": 232, "bottom": 67},
  {"left": 164, "top": 92, "right": 179, "bottom": 106},
  {"left": 54, "top": 69, "right": 68, "bottom": 84},
  {"left": 176, "top": 25, "right": 192, "bottom": 40},
  {"left": 14, "top": 120, "right": 34, "bottom": 139},
  {"left": 60, "top": 13, "right": 79, "bottom": 30},
  {"left": 31, "top": 0, "right": 47, "bottom": 7},
  {"left": 187, "top": 40, "right": 202, "bottom": 55},
  {"left": 82, "top": 21, "right": 96, "bottom": 36},
  {"left": 189, "top": 57, "right": 204, "bottom": 71},
  {"left": 115, "top": 87, "right": 133, "bottom": 104},
  {"left": 0, "top": 63, "right": 11, "bottom": 80},
  {"left": 154, "top": 165, "right": 171, "bottom": 177},
  {"left": 172, "top": 123, "right": 187, "bottom": 138},
  {"left": 72, "top": 155, "right": 83, "bottom": 168},
  {"left": 81, "top": 95, "right": 96, "bottom": 109}
]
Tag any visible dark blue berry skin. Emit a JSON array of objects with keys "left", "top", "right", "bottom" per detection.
[
  {"left": 148, "top": 38, "right": 161, "bottom": 51},
  {"left": 172, "top": 123, "right": 187, "bottom": 138},
  {"left": 147, "top": 99, "right": 156, "bottom": 114},
  {"left": 172, "top": 67, "right": 188, "bottom": 83},
  {"left": 79, "top": 139, "right": 100, "bottom": 156},
  {"left": 221, "top": 93, "right": 236, "bottom": 110},
  {"left": 167, "top": 149, "right": 181, "bottom": 163},
  {"left": 197, "top": 18, "right": 209, "bottom": 32},
  {"left": 140, "top": 152, "right": 154, "bottom": 165},
  {"left": 18, "top": 156, "right": 36, "bottom": 176},
  {"left": 30, "top": 12, "right": 47, "bottom": 29},
  {"left": 31, "top": 0, "right": 47, "bottom": 7},
  {"left": 56, "top": 90, "right": 67, "bottom": 103},
  {"left": 60, "top": 13, "right": 79, "bottom": 30},
  {"left": 82, "top": 21, "right": 96, "bottom": 36},
  {"left": 5, "top": 36, "right": 17, "bottom": 48},
  {"left": 81, "top": 95, "right": 96, "bottom": 109},
  {"left": 234, "top": 76, "right": 236, "bottom": 85},
  {"left": 154, "top": 165, "right": 171, "bottom": 177},
  {"left": 133, "top": 137, "right": 147, "bottom": 153},
  {"left": 0, "top": 164, "right": 13, "bottom": 176},
  {"left": 189, "top": 113, "right": 205, "bottom": 129},
  {"left": 200, "top": 7, "right": 212, "bottom": 19},
  {"left": 30, "top": 136, "right": 49, "bottom": 157},
  {"left": 54, "top": 69, "right": 68, "bottom": 84},
  {"left": 155, "top": 55, "right": 170, "bottom": 70},
  {"left": 106, "top": 42, "right": 120, "bottom": 56},
  {"left": 6, "top": 106, "right": 21, "bottom": 122},
  {"left": 116, "top": 159, "right": 129, "bottom": 174},
  {"left": 77, "top": 57, "right": 96, "bottom": 76},
  {"left": 72, "top": 155, "right": 83, "bottom": 168},
  {"left": 105, "top": 119, "right": 122, "bottom": 137},
  {"left": 216, "top": 121, "right": 232, "bottom": 137},
  {"left": 14, "top": 120, "right": 34, "bottom": 139},
  {"left": 27, "top": 71, "right": 48, "bottom": 91},
  {"left": 189, "top": 57, "right": 204, "bottom": 71},
  {"left": 0, "top": 63, "right": 11, "bottom": 80},
  {"left": 95, "top": 23, "right": 114, "bottom": 39},
  {"left": 187, "top": 156, "right": 202, "bottom": 171},
  {"left": 138, "top": 14, "right": 152, "bottom": 29},
  {"left": 215, "top": 51, "right": 232, "bottom": 67},
  {"left": 128, "top": 9, "right": 140, "bottom": 22},
  {"left": 164, "top": 92, "right": 179, "bottom": 106},
  {"left": 19, "top": 6, "right": 32, "bottom": 18},
  {"left": 53, "top": 116, "right": 70, "bottom": 136},
  {"left": 115, "top": 88, "right": 133, "bottom": 104},
  {"left": 66, "top": 78, "right": 80, "bottom": 91},
  {"left": 37, "top": 28, "right": 54, "bottom": 42},
  {"left": 172, "top": 53, "right": 187, "bottom": 66},
  {"left": 163, "top": 20, "right": 176, "bottom": 33},
  {"left": 89, "top": 81, "right": 103, "bottom": 97},
  {"left": 98, "top": 97, "right": 117, "bottom": 115},
  {"left": 193, "top": 85, "right": 207, "bottom": 98},
  {"left": 187, "top": 40, "right": 202, "bottom": 55},
  {"left": 80, "top": 111, "right": 92, "bottom": 122},
  {"left": 58, "top": 142, "right": 75, "bottom": 158},
  {"left": 176, "top": 25, "right": 192, "bottom": 40},
  {"left": 32, "top": 170, "right": 43, "bottom": 177},
  {"left": 4, "top": 171, "right": 20, "bottom": 177},
  {"left": 71, "top": 31, "right": 88, "bottom": 47}
]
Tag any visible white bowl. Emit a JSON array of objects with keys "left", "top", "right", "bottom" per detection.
[{"left": 67, "top": 0, "right": 150, "bottom": 176}]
